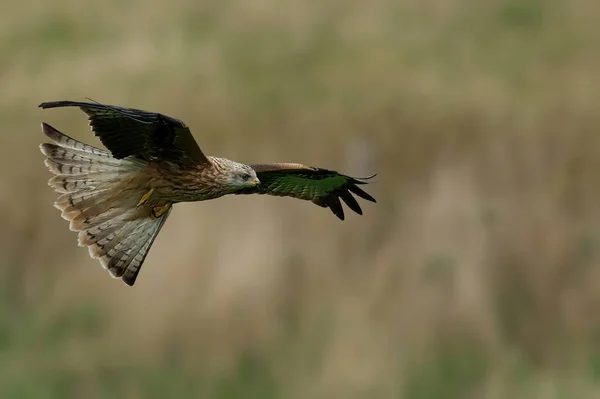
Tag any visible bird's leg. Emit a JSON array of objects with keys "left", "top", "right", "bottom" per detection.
[
  {"left": 151, "top": 203, "right": 171, "bottom": 219},
  {"left": 136, "top": 188, "right": 155, "bottom": 207}
]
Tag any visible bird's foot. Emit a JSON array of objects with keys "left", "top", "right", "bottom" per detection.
[{"left": 151, "top": 203, "right": 171, "bottom": 219}]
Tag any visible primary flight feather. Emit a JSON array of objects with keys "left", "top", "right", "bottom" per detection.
[{"left": 39, "top": 100, "right": 377, "bottom": 286}]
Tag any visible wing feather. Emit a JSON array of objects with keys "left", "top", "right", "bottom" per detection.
[
  {"left": 338, "top": 190, "right": 362, "bottom": 215},
  {"left": 348, "top": 184, "right": 376, "bottom": 203},
  {"left": 39, "top": 100, "right": 208, "bottom": 167},
  {"left": 236, "top": 163, "right": 376, "bottom": 220}
]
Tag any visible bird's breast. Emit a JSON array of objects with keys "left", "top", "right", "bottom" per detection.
[{"left": 147, "top": 162, "right": 229, "bottom": 203}]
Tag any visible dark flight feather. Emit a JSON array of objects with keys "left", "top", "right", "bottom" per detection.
[{"left": 39, "top": 101, "right": 208, "bottom": 167}]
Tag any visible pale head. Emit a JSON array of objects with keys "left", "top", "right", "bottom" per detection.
[{"left": 211, "top": 158, "right": 260, "bottom": 191}]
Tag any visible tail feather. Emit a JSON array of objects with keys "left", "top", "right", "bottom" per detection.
[
  {"left": 40, "top": 122, "right": 170, "bottom": 286},
  {"left": 43, "top": 158, "right": 112, "bottom": 176},
  {"left": 49, "top": 173, "right": 118, "bottom": 193},
  {"left": 85, "top": 207, "right": 170, "bottom": 285},
  {"left": 79, "top": 213, "right": 134, "bottom": 246},
  {"left": 103, "top": 209, "right": 171, "bottom": 285},
  {"left": 69, "top": 200, "right": 131, "bottom": 231},
  {"left": 40, "top": 143, "right": 123, "bottom": 167},
  {"left": 87, "top": 214, "right": 142, "bottom": 258},
  {"left": 56, "top": 191, "right": 113, "bottom": 219},
  {"left": 55, "top": 189, "right": 110, "bottom": 212},
  {"left": 42, "top": 122, "right": 110, "bottom": 156}
]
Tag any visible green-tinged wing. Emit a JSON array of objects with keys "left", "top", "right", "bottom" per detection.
[
  {"left": 39, "top": 100, "right": 208, "bottom": 167},
  {"left": 236, "top": 163, "right": 376, "bottom": 220}
]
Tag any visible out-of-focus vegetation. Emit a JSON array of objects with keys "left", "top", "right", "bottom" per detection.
[{"left": 1, "top": 0, "right": 600, "bottom": 397}]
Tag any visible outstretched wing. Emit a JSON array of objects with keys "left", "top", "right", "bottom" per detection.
[
  {"left": 39, "top": 100, "right": 208, "bottom": 167},
  {"left": 236, "top": 163, "right": 376, "bottom": 220}
]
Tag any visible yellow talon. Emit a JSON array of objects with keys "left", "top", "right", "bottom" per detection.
[
  {"left": 151, "top": 203, "right": 171, "bottom": 219},
  {"left": 137, "top": 188, "right": 155, "bottom": 207}
]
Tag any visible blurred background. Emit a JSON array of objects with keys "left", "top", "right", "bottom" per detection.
[{"left": 1, "top": 0, "right": 600, "bottom": 397}]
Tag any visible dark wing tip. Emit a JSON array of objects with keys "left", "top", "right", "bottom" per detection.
[
  {"left": 338, "top": 190, "right": 363, "bottom": 215},
  {"left": 328, "top": 195, "right": 345, "bottom": 221},
  {"left": 39, "top": 99, "right": 109, "bottom": 110},
  {"left": 348, "top": 184, "right": 376, "bottom": 203},
  {"left": 39, "top": 101, "right": 56, "bottom": 109},
  {"left": 122, "top": 274, "right": 137, "bottom": 286},
  {"left": 39, "top": 100, "right": 85, "bottom": 109},
  {"left": 321, "top": 173, "right": 377, "bottom": 220}
]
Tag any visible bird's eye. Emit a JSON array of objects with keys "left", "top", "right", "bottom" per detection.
[{"left": 241, "top": 173, "right": 250, "bottom": 180}]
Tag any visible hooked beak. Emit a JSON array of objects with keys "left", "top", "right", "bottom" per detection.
[{"left": 252, "top": 177, "right": 261, "bottom": 186}]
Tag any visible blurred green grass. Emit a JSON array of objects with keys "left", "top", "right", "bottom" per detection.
[{"left": 1, "top": 0, "right": 600, "bottom": 397}]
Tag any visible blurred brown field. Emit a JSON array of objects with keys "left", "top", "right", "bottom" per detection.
[{"left": 1, "top": 0, "right": 600, "bottom": 397}]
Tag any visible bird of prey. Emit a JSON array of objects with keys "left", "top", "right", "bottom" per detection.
[{"left": 39, "top": 101, "right": 376, "bottom": 286}]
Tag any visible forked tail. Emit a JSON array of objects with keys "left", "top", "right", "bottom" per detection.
[{"left": 39, "top": 123, "right": 171, "bottom": 285}]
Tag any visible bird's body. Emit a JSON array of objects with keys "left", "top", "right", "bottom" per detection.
[
  {"left": 39, "top": 100, "right": 376, "bottom": 286},
  {"left": 124, "top": 158, "right": 252, "bottom": 205}
]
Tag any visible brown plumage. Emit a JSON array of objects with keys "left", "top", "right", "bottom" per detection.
[{"left": 39, "top": 100, "right": 377, "bottom": 286}]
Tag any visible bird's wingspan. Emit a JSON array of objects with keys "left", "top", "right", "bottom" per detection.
[
  {"left": 236, "top": 163, "right": 377, "bottom": 220},
  {"left": 39, "top": 100, "right": 209, "bottom": 167}
]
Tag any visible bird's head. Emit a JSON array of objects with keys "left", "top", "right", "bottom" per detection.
[{"left": 226, "top": 162, "right": 260, "bottom": 189}]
